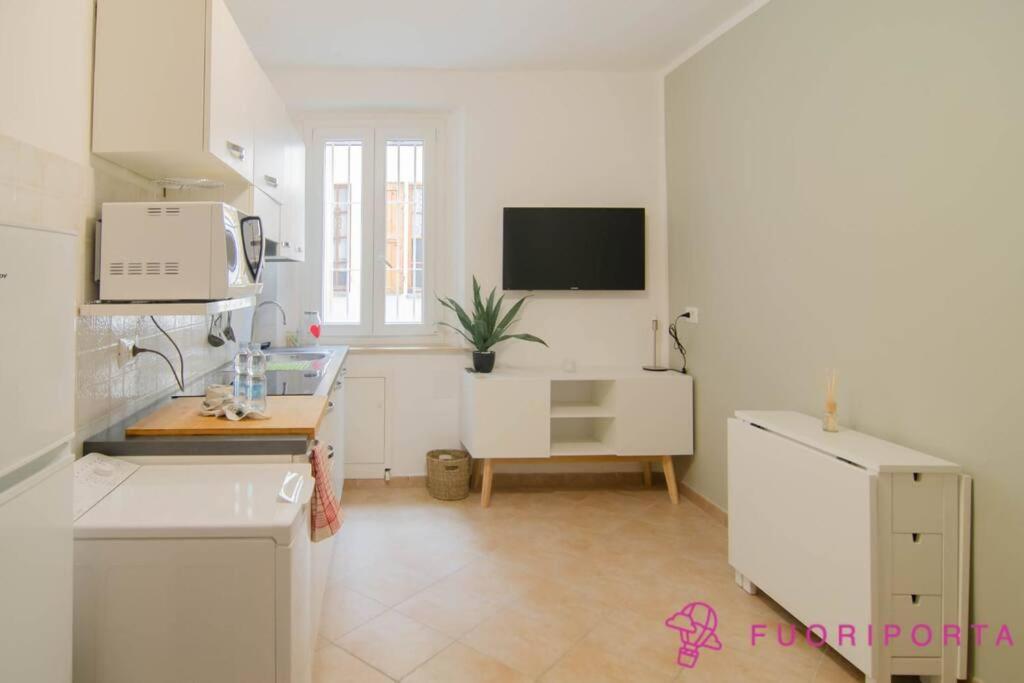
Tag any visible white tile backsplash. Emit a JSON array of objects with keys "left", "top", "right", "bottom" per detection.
[
  {"left": 0, "top": 133, "right": 238, "bottom": 450},
  {"left": 75, "top": 315, "right": 236, "bottom": 443}
]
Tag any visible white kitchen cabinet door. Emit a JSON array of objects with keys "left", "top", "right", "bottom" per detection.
[
  {"left": 269, "top": 124, "right": 306, "bottom": 262},
  {"left": 206, "top": 0, "right": 257, "bottom": 182},
  {"left": 285, "top": 127, "right": 306, "bottom": 260},
  {"left": 252, "top": 78, "right": 289, "bottom": 203},
  {"left": 93, "top": 0, "right": 261, "bottom": 184},
  {"left": 343, "top": 378, "right": 386, "bottom": 466},
  {"left": 92, "top": 0, "right": 208, "bottom": 162},
  {"left": 316, "top": 386, "right": 346, "bottom": 493}
]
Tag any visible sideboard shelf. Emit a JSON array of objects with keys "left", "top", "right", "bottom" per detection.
[{"left": 549, "top": 403, "right": 614, "bottom": 419}]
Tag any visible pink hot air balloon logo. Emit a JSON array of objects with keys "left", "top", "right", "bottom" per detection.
[{"left": 664, "top": 601, "right": 723, "bottom": 669}]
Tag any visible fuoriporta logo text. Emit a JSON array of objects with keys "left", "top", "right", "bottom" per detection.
[{"left": 750, "top": 623, "right": 1015, "bottom": 649}]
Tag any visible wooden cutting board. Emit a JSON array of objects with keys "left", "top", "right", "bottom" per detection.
[{"left": 125, "top": 396, "right": 328, "bottom": 437}]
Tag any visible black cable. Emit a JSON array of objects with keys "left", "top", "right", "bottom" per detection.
[
  {"left": 668, "top": 311, "right": 690, "bottom": 374},
  {"left": 150, "top": 315, "right": 185, "bottom": 389},
  {"left": 132, "top": 347, "right": 184, "bottom": 391}
]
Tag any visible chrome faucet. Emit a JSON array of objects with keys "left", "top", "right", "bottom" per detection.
[{"left": 250, "top": 300, "right": 286, "bottom": 349}]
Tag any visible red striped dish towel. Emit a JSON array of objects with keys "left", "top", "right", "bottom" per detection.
[{"left": 310, "top": 443, "right": 343, "bottom": 542}]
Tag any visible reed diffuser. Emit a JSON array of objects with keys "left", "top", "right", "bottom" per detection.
[{"left": 823, "top": 370, "right": 839, "bottom": 432}]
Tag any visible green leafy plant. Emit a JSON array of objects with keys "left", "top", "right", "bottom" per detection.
[{"left": 437, "top": 276, "right": 548, "bottom": 352}]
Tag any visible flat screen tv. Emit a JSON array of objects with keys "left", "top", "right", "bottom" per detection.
[{"left": 502, "top": 207, "right": 645, "bottom": 290}]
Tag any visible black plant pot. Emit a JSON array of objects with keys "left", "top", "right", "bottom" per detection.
[{"left": 472, "top": 350, "right": 496, "bottom": 373}]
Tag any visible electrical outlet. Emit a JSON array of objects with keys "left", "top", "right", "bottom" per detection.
[
  {"left": 684, "top": 306, "right": 699, "bottom": 324},
  {"left": 116, "top": 338, "right": 136, "bottom": 368}
]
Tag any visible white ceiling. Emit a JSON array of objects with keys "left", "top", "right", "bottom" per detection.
[{"left": 225, "top": 0, "right": 757, "bottom": 71}]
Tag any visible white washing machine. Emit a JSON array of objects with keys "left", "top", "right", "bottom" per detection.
[
  {"left": 107, "top": 445, "right": 341, "bottom": 648},
  {"left": 72, "top": 454, "right": 313, "bottom": 683}
]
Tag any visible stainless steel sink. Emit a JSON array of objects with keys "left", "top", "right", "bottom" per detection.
[{"left": 263, "top": 349, "right": 334, "bottom": 374}]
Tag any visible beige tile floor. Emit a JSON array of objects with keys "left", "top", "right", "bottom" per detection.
[{"left": 315, "top": 485, "right": 910, "bottom": 683}]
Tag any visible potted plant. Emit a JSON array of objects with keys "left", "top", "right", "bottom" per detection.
[{"left": 437, "top": 276, "right": 548, "bottom": 373}]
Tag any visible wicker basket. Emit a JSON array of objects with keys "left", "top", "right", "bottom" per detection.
[{"left": 426, "top": 449, "right": 471, "bottom": 501}]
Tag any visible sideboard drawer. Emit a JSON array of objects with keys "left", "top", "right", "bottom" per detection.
[
  {"left": 892, "top": 473, "right": 944, "bottom": 533},
  {"left": 892, "top": 533, "right": 943, "bottom": 596}
]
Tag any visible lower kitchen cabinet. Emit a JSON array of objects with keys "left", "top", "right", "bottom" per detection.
[{"left": 343, "top": 377, "right": 387, "bottom": 469}]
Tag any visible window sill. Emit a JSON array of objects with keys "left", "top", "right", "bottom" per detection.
[{"left": 347, "top": 344, "right": 466, "bottom": 354}]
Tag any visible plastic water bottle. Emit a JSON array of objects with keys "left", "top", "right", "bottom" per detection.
[
  {"left": 248, "top": 344, "right": 268, "bottom": 414},
  {"left": 232, "top": 345, "right": 252, "bottom": 408}
]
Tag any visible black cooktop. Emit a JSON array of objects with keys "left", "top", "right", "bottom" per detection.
[{"left": 174, "top": 367, "right": 324, "bottom": 397}]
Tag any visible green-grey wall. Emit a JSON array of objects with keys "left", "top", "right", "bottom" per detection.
[{"left": 665, "top": 1, "right": 1022, "bottom": 680}]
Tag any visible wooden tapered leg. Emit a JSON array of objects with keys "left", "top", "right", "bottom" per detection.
[
  {"left": 642, "top": 461, "right": 653, "bottom": 488},
  {"left": 480, "top": 459, "right": 494, "bottom": 508},
  {"left": 662, "top": 455, "right": 679, "bottom": 504}
]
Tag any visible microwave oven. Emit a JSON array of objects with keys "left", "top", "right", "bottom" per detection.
[{"left": 98, "top": 202, "right": 263, "bottom": 302}]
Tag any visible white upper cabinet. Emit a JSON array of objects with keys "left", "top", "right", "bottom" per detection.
[
  {"left": 93, "top": 0, "right": 208, "bottom": 172},
  {"left": 94, "top": 0, "right": 255, "bottom": 183},
  {"left": 264, "top": 123, "right": 306, "bottom": 262},
  {"left": 253, "top": 78, "right": 290, "bottom": 203},
  {"left": 277, "top": 127, "right": 307, "bottom": 261},
  {"left": 94, "top": 0, "right": 306, "bottom": 262},
  {"left": 205, "top": 0, "right": 259, "bottom": 182}
]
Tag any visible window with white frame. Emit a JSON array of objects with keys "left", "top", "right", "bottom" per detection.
[{"left": 313, "top": 121, "right": 441, "bottom": 336}]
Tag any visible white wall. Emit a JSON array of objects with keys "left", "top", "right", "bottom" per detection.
[
  {"left": 270, "top": 68, "right": 669, "bottom": 475},
  {"left": 664, "top": 1, "right": 1023, "bottom": 680}
]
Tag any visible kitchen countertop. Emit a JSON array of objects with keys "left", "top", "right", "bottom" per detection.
[
  {"left": 125, "top": 396, "right": 328, "bottom": 437},
  {"left": 83, "top": 345, "right": 347, "bottom": 457}
]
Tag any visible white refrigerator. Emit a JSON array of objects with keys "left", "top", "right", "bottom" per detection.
[{"left": 0, "top": 223, "right": 76, "bottom": 683}]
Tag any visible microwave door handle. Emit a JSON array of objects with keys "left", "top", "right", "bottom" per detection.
[
  {"left": 240, "top": 215, "right": 264, "bottom": 283},
  {"left": 253, "top": 217, "right": 264, "bottom": 283}
]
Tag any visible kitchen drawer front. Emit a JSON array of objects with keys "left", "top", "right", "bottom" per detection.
[
  {"left": 891, "top": 533, "right": 943, "bottom": 596},
  {"left": 889, "top": 594, "right": 942, "bottom": 657},
  {"left": 892, "top": 473, "right": 944, "bottom": 533}
]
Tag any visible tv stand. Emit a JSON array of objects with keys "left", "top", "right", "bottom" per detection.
[{"left": 460, "top": 368, "right": 694, "bottom": 507}]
